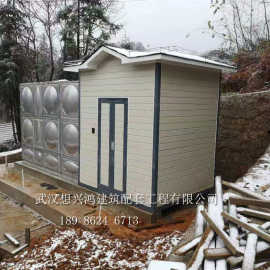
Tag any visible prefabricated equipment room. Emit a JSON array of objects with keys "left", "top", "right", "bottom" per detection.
[{"left": 20, "top": 45, "right": 234, "bottom": 215}]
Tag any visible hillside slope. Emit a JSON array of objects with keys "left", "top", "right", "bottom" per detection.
[{"left": 223, "top": 50, "right": 270, "bottom": 93}]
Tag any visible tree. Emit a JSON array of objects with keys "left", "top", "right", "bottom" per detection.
[
  {"left": 0, "top": 0, "right": 122, "bottom": 144},
  {"left": 119, "top": 36, "right": 145, "bottom": 51},
  {"left": 36, "top": 34, "right": 52, "bottom": 82},
  {"left": 17, "top": 0, "right": 43, "bottom": 82},
  {"left": 209, "top": 0, "right": 270, "bottom": 53},
  {"left": 202, "top": 49, "right": 234, "bottom": 66},
  {"left": 58, "top": 0, "right": 122, "bottom": 60},
  {"left": 0, "top": 2, "right": 28, "bottom": 143},
  {"left": 25, "top": 0, "right": 60, "bottom": 81}
]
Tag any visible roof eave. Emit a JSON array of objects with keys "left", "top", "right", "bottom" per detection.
[
  {"left": 63, "top": 46, "right": 236, "bottom": 73},
  {"left": 63, "top": 46, "right": 126, "bottom": 73},
  {"left": 122, "top": 54, "right": 235, "bottom": 72},
  {"left": 63, "top": 63, "right": 97, "bottom": 73},
  {"left": 63, "top": 65, "right": 80, "bottom": 72}
]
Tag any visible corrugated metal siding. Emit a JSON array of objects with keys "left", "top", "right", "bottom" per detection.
[
  {"left": 80, "top": 56, "right": 155, "bottom": 206},
  {"left": 158, "top": 64, "right": 220, "bottom": 197},
  {"left": 0, "top": 122, "right": 15, "bottom": 144}
]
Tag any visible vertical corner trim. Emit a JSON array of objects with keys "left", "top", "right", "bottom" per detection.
[
  {"left": 214, "top": 70, "right": 222, "bottom": 177},
  {"left": 152, "top": 63, "right": 161, "bottom": 209},
  {"left": 78, "top": 74, "right": 81, "bottom": 186}
]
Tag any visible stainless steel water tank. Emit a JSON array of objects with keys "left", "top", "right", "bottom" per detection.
[
  {"left": 22, "top": 118, "right": 34, "bottom": 145},
  {"left": 43, "top": 120, "right": 59, "bottom": 151},
  {"left": 20, "top": 81, "right": 79, "bottom": 184},
  {"left": 61, "top": 84, "right": 79, "bottom": 117},
  {"left": 34, "top": 86, "right": 43, "bottom": 116},
  {"left": 43, "top": 85, "right": 59, "bottom": 115},
  {"left": 44, "top": 152, "right": 59, "bottom": 172},
  {"left": 34, "top": 149, "right": 43, "bottom": 165},
  {"left": 21, "top": 87, "right": 34, "bottom": 114},
  {"left": 23, "top": 148, "right": 34, "bottom": 162},
  {"left": 34, "top": 120, "right": 43, "bottom": 147},
  {"left": 62, "top": 122, "right": 79, "bottom": 158},
  {"left": 62, "top": 158, "right": 79, "bottom": 183}
]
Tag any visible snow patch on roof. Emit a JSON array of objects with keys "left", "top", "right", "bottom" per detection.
[
  {"left": 64, "top": 45, "right": 236, "bottom": 72},
  {"left": 106, "top": 45, "right": 234, "bottom": 69}
]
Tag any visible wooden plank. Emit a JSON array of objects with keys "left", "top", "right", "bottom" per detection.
[
  {"left": 148, "top": 260, "right": 187, "bottom": 270},
  {"left": 204, "top": 247, "right": 231, "bottom": 260},
  {"left": 4, "top": 233, "right": 20, "bottom": 247},
  {"left": 203, "top": 197, "right": 216, "bottom": 270},
  {"left": 203, "top": 240, "right": 216, "bottom": 270},
  {"left": 187, "top": 226, "right": 215, "bottom": 270},
  {"left": 227, "top": 242, "right": 270, "bottom": 267},
  {"left": 256, "top": 247, "right": 270, "bottom": 262},
  {"left": 215, "top": 176, "right": 227, "bottom": 270},
  {"left": 229, "top": 197, "right": 270, "bottom": 208},
  {"left": 195, "top": 204, "right": 205, "bottom": 237},
  {"left": 10, "top": 244, "right": 28, "bottom": 255},
  {"left": 228, "top": 202, "right": 239, "bottom": 247},
  {"left": 223, "top": 192, "right": 244, "bottom": 203},
  {"left": 254, "top": 261, "right": 270, "bottom": 270},
  {"left": 201, "top": 210, "right": 243, "bottom": 256},
  {"left": 174, "top": 235, "right": 202, "bottom": 256},
  {"left": 223, "top": 181, "right": 266, "bottom": 200},
  {"left": 226, "top": 256, "right": 243, "bottom": 268},
  {"left": 237, "top": 207, "right": 270, "bottom": 221},
  {"left": 259, "top": 222, "right": 270, "bottom": 231},
  {"left": 222, "top": 212, "right": 270, "bottom": 243},
  {"left": 216, "top": 176, "right": 224, "bottom": 224},
  {"left": 242, "top": 233, "right": 258, "bottom": 270}
]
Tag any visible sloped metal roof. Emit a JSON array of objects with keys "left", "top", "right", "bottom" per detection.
[{"left": 64, "top": 45, "right": 235, "bottom": 72}]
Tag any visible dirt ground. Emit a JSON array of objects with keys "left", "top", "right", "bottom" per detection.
[
  {"left": 0, "top": 224, "right": 184, "bottom": 270},
  {"left": 0, "top": 162, "right": 197, "bottom": 269},
  {"left": 103, "top": 207, "right": 195, "bottom": 240},
  {"left": 0, "top": 190, "right": 195, "bottom": 269},
  {"left": 0, "top": 163, "right": 196, "bottom": 241}
]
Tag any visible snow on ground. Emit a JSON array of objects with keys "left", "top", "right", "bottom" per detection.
[
  {"left": 0, "top": 227, "right": 182, "bottom": 270},
  {"left": 3, "top": 143, "right": 270, "bottom": 270},
  {"left": 237, "top": 148, "right": 270, "bottom": 198}
]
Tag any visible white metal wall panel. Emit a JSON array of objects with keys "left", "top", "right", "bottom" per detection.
[
  {"left": 158, "top": 64, "right": 220, "bottom": 198},
  {"left": 80, "top": 56, "right": 155, "bottom": 206}
]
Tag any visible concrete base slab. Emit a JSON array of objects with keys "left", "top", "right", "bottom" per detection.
[
  {"left": 15, "top": 162, "right": 155, "bottom": 223},
  {"left": 0, "top": 163, "right": 155, "bottom": 228},
  {"left": 0, "top": 165, "right": 97, "bottom": 227},
  {"left": 0, "top": 192, "right": 50, "bottom": 258},
  {"left": 0, "top": 163, "right": 196, "bottom": 245}
]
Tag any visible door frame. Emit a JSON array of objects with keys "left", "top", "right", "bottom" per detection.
[{"left": 97, "top": 98, "right": 128, "bottom": 195}]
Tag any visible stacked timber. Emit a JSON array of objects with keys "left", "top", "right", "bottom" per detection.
[{"left": 169, "top": 177, "right": 270, "bottom": 270}]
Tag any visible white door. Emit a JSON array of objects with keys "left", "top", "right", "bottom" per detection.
[{"left": 98, "top": 98, "right": 128, "bottom": 194}]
